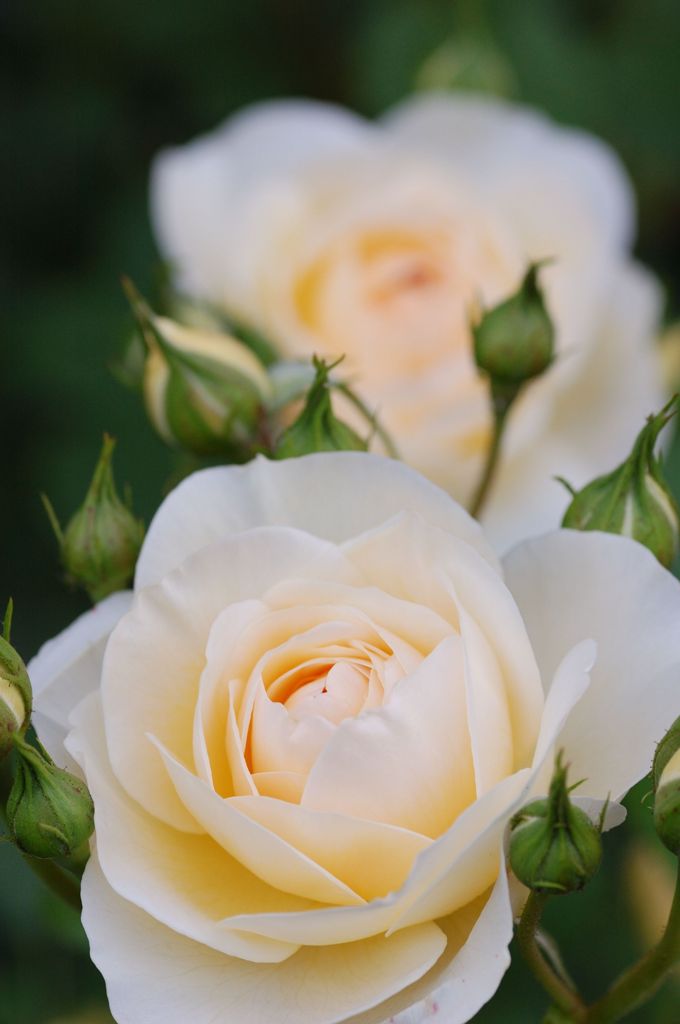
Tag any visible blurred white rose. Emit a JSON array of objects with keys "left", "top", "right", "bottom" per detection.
[
  {"left": 30, "top": 453, "right": 680, "bottom": 1024},
  {"left": 150, "top": 94, "right": 664, "bottom": 548}
]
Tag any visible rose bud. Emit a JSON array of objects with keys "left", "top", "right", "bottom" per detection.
[
  {"left": 274, "top": 356, "right": 368, "bottom": 458},
  {"left": 43, "top": 435, "right": 145, "bottom": 603},
  {"left": 561, "top": 399, "right": 679, "bottom": 568},
  {"left": 654, "top": 751, "right": 680, "bottom": 857},
  {"left": 653, "top": 715, "right": 680, "bottom": 855},
  {"left": 0, "top": 602, "right": 32, "bottom": 760},
  {"left": 124, "top": 279, "right": 271, "bottom": 458},
  {"left": 509, "top": 752, "right": 602, "bottom": 894},
  {"left": 7, "top": 734, "right": 94, "bottom": 859},
  {"left": 472, "top": 261, "right": 555, "bottom": 409}
]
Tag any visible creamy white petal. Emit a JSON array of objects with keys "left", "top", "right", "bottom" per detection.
[
  {"left": 345, "top": 513, "right": 543, "bottom": 768},
  {"left": 229, "top": 794, "right": 432, "bottom": 901},
  {"left": 151, "top": 100, "right": 372, "bottom": 313},
  {"left": 104, "top": 528, "right": 355, "bottom": 832},
  {"left": 29, "top": 591, "right": 132, "bottom": 772},
  {"left": 302, "top": 637, "right": 474, "bottom": 837},
  {"left": 387, "top": 640, "right": 593, "bottom": 931},
  {"left": 504, "top": 531, "right": 680, "bottom": 799},
  {"left": 383, "top": 93, "right": 634, "bottom": 254},
  {"left": 67, "top": 693, "right": 305, "bottom": 963},
  {"left": 135, "top": 453, "right": 497, "bottom": 589},
  {"left": 346, "top": 866, "right": 513, "bottom": 1024},
  {"left": 82, "top": 853, "right": 447, "bottom": 1024},
  {"left": 154, "top": 738, "right": 365, "bottom": 906},
  {"left": 264, "top": 579, "right": 451, "bottom": 655}
]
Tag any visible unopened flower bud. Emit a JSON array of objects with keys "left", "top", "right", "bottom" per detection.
[
  {"left": 653, "top": 715, "right": 680, "bottom": 855},
  {"left": 509, "top": 753, "right": 602, "bottom": 894},
  {"left": 125, "top": 280, "right": 271, "bottom": 458},
  {"left": 275, "top": 356, "right": 368, "bottom": 459},
  {"left": 562, "top": 399, "right": 679, "bottom": 568},
  {"left": 0, "top": 604, "right": 32, "bottom": 760},
  {"left": 7, "top": 735, "right": 94, "bottom": 858},
  {"left": 473, "top": 261, "right": 555, "bottom": 407},
  {"left": 43, "top": 436, "right": 145, "bottom": 602}
]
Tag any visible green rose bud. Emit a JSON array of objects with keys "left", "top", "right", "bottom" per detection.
[
  {"left": 274, "top": 356, "right": 368, "bottom": 459},
  {"left": 125, "top": 280, "right": 271, "bottom": 459},
  {"left": 0, "top": 603, "right": 32, "bottom": 760},
  {"left": 473, "top": 261, "right": 555, "bottom": 409},
  {"left": 561, "top": 399, "right": 679, "bottom": 568},
  {"left": 509, "top": 753, "right": 602, "bottom": 894},
  {"left": 6, "top": 735, "right": 94, "bottom": 859},
  {"left": 653, "top": 715, "right": 680, "bottom": 855},
  {"left": 43, "top": 435, "right": 145, "bottom": 603},
  {"left": 654, "top": 749, "right": 680, "bottom": 856}
]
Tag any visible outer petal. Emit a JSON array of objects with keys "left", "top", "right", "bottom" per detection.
[
  {"left": 151, "top": 100, "right": 371, "bottom": 315},
  {"left": 135, "top": 453, "right": 498, "bottom": 590},
  {"left": 29, "top": 591, "right": 132, "bottom": 772},
  {"left": 67, "top": 693, "right": 306, "bottom": 964},
  {"left": 104, "top": 528, "right": 356, "bottom": 832},
  {"left": 383, "top": 93, "right": 634, "bottom": 254},
  {"left": 82, "top": 854, "right": 447, "bottom": 1024},
  {"left": 348, "top": 868, "right": 513, "bottom": 1024},
  {"left": 504, "top": 531, "right": 680, "bottom": 799}
]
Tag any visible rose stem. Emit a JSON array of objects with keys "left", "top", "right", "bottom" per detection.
[
  {"left": 517, "top": 891, "right": 587, "bottom": 1020},
  {"left": 584, "top": 860, "right": 680, "bottom": 1023},
  {"left": 469, "top": 400, "right": 510, "bottom": 519},
  {"left": 334, "top": 383, "right": 401, "bottom": 459}
]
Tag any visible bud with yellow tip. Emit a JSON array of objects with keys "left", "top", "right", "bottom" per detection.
[
  {"left": 0, "top": 600, "right": 32, "bottom": 761},
  {"left": 125, "top": 280, "right": 271, "bottom": 459}
]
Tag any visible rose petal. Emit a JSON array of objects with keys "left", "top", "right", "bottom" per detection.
[
  {"left": 151, "top": 100, "right": 371, "bottom": 316},
  {"left": 29, "top": 592, "right": 132, "bottom": 773},
  {"left": 67, "top": 694, "right": 306, "bottom": 963},
  {"left": 229, "top": 794, "right": 432, "bottom": 901},
  {"left": 82, "top": 852, "right": 447, "bottom": 1024},
  {"left": 135, "top": 453, "right": 497, "bottom": 590},
  {"left": 152, "top": 737, "right": 364, "bottom": 906},
  {"left": 504, "top": 531, "right": 680, "bottom": 799},
  {"left": 345, "top": 513, "right": 543, "bottom": 768},
  {"left": 302, "top": 636, "right": 475, "bottom": 837},
  {"left": 103, "top": 528, "right": 355, "bottom": 831}
]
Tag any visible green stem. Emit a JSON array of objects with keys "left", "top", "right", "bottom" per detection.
[
  {"left": 584, "top": 861, "right": 680, "bottom": 1023},
  {"left": 21, "top": 853, "right": 82, "bottom": 912},
  {"left": 334, "top": 383, "right": 401, "bottom": 460},
  {"left": 517, "top": 892, "right": 586, "bottom": 1020},
  {"left": 469, "top": 401, "right": 509, "bottom": 519}
]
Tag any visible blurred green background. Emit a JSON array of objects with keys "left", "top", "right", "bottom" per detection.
[{"left": 2, "top": 1, "right": 680, "bottom": 1021}]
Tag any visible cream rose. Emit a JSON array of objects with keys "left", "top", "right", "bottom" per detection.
[
  {"left": 150, "top": 94, "right": 664, "bottom": 549},
  {"left": 29, "top": 453, "right": 680, "bottom": 1024}
]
